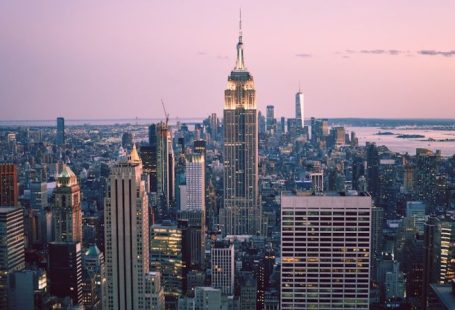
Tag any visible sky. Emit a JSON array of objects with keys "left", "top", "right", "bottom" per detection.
[{"left": 1, "top": 1, "right": 455, "bottom": 120}]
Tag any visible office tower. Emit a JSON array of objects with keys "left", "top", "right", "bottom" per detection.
[
  {"left": 184, "top": 154, "right": 205, "bottom": 211},
  {"left": 8, "top": 269, "right": 47, "bottom": 310},
  {"left": 280, "top": 117, "right": 286, "bottom": 134},
  {"left": 48, "top": 241, "right": 83, "bottom": 304},
  {"left": 53, "top": 165, "right": 82, "bottom": 243},
  {"left": 378, "top": 158, "right": 398, "bottom": 209},
  {"left": 193, "top": 139, "right": 206, "bottom": 156},
  {"left": 150, "top": 222, "right": 184, "bottom": 306},
  {"left": 281, "top": 193, "right": 371, "bottom": 309},
  {"left": 104, "top": 146, "right": 150, "bottom": 310},
  {"left": 0, "top": 207, "right": 25, "bottom": 308},
  {"left": 310, "top": 172, "right": 324, "bottom": 193},
  {"left": 384, "top": 261, "right": 406, "bottom": 300},
  {"left": 121, "top": 132, "right": 134, "bottom": 150},
  {"left": 0, "top": 163, "right": 18, "bottom": 206},
  {"left": 258, "top": 111, "right": 266, "bottom": 135},
  {"left": 178, "top": 210, "right": 205, "bottom": 270},
  {"left": 211, "top": 241, "right": 235, "bottom": 295},
  {"left": 414, "top": 149, "right": 439, "bottom": 209},
  {"left": 221, "top": 19, "right": 260, "bottom": 235},
  {"left": 240, "top": 273, "right": 257, "bottom": 309},
  {"left": 366, "top": 143, "right": 380, "bottom": 200},
  {"left": 406, "top": 201, "right": 426, "bottom": 235},
  {"left": 310, "top": 118, "right": 329, "bottom": 145},
  {"left": 371, "top": 206, "right": 384, "bottom": 272},
  {"left": 83, "top": 245, "right": 106, "bottom": 308},
  {"left": 56, "top": 117, "right": 65, "bottom": 145},
  {"left": 330, "top": 126, "right": 345, "bottom": 146},
  {"left": 352, "top": 153, "right": 366, "bottom": 191},
  {"left": 208, "top": 113, "right": 219, "bottom": 137},
  {"left": 295, "top": 89, "right": 304, "bottom": 128},
  {"left": 139, "top": 145, "right": 155, "bottom": 193},
  {"left": 194, "top": 287, "right": 222, "bottom": 309},
  {"left": 152, "top": 122, "right": 175, "bottom": 218},
  {"left": 266, "top": 105, "right": 275, "bottom": 133},
  {"left": 145, "top": 272, "right": 165, "bottom": 310}
]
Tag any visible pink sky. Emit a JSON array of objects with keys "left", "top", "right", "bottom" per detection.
[{"left": 1, "top": 1, "right": 454, "bottom": 120}]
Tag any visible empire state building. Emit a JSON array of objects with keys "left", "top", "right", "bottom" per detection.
[{"left": 221, "top": 17, "right": 260, "bottom": 235}]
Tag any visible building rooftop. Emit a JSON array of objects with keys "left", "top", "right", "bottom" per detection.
[{"left": 431, "top": 284, "right": 455, "bottom": 308}]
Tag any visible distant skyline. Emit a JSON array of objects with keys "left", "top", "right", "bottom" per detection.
[{"left": 1, "top": 1, "right": 454, "bottom": 120}]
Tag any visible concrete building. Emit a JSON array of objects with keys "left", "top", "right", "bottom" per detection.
[
  {"left": 211, "top": 241, "right": 235, "bottom": 296},
  {"left": 281, "top": 192, "right": 371, "bottom": 309},
  {"left": 53, "top": 165, "right": 82, "bottom": 243},
  {"left": 0, "top": 207, "right": 25, "bottom": 308},
  {"left": 104, "top": 145, "right": 150, "bottom": 309},
  {"left": 145, "top": 272, "right": 165, "bottom": 310}
]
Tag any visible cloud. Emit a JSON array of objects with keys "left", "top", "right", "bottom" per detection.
[
  {"left": 216, "top": 55, "right": 229, "bottom": 60},
  {"left": 197, "top": 51, "right": 207, "bottom": 56},
  {"left": 417, "top": 50, "right": 455, "bottom": 57},
  {"left": 296, "top": 53, "right": 312, "bottom": 58},
  {"left": 359, "top": 49, "right": 404, "bottom": 55}
]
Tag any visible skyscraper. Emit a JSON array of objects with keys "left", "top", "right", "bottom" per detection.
[
  {"left": 211, "top": 241, "right": 235, "bottom": 296},
  {"left": 0, "top": 207, "right": 25, "bottom": 308},
  {"left": 184, "top": 153, "right": 205, "bottom": 211},
  {"left": 295, "top": 89, "right": 304, "bottom": 128},
  {"left": 0, "top": 163, "right": 18, "bottom": 207},
  {"left": 281, "top": 193, "right": 371, "bottom": 309},
  {"left": 266, "top": 105, "right": 275, "bottom": 133},
  {"left": 53, "top": 165, "right": 82, "bottom": 243},
  {"left": 56, "top": 117, "right": 65, "bottom": 145},
  {"left": 221, "top": 16, "right": 260, "bottom": 235},
  {"left": 48, "top": 241, "right": 83, "bottom": 305},
  {"left": 150, "top": 222, "right": 184, "bottom": 306},
  {"left": 104, "top": 145, "right": 150, "bottom": 310}
]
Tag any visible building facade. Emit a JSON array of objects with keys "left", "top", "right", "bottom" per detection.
[
  {"left": 221, "top": 20, "right": 260, "bottom": 236},
  {"left": 104, "top": 145, "right": 150, "bottom": 310},
  {"left": 281, "top": 193, "right": 371, "bottom": 309}
]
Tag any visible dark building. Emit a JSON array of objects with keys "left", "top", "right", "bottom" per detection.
[
  {"left": 121, "top": 132, "right": 134, "bottom": 150},
  {"left": 56, "top": 117, "right": 65, "bottom": 145},
  {"left": 140, "top": 145, "right": 157, "bottom": 193},
  {"left": 366, "top": 143, "right": 380, "bottom": 200},
  {"left": 48, "top": 241, "right": 83, "bottom": 305},
  {"left": 0, "top": 163, "right": 18, "bottom": 206}
]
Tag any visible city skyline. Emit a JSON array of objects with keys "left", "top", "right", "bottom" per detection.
[{"left": 1, "top": 1, "right": 455, "bottom": 120}]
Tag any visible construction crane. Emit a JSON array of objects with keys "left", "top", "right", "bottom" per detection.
[{"left": 161, "top": 99, "right": 169, "bottom": 126}]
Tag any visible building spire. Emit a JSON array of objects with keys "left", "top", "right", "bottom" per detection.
[{"left": 235, "top": 9, "right": 245, "bottom": 70}]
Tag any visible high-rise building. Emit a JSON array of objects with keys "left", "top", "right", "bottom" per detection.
[
  {"left": 56, "top": 117, "right": 65, "bottom": 145},
  {"left": 152, "top": 122, "right": 175, "bottom": 219},
  {"left": 145, "top": 272, "right": 165, "bottom": 310},
  {"left": 281, "top": 193, "right": 371, "bottom": 309},
  {"left": 295, "top": 90, "right": 304, "bottom": 129},
  {"left": 83, "top": 245, "right": 106, "bottom": 308},
  {"left": 121, "top": 132, "right": 134, "bottom": 150},
  {"left": 194, "top": 287, "right": 222, "bottom": 309},
  {"left": 104, "top": 145, "right": 150, "bottom": 310},
  {"left": 266, "top": 105, "right": 275, "bottom": 133},
  {"left": 8, "top": 269, "right": 47, "bottom": 310},
  {"left": 211, "top": 241, "right": 235, "bottom": 296},
  {"left": 0, "top": 163, "right": 18, "bottom": 207},
  {"left": 53, "top": 165, "right": 82, "bottom": 243},
  {"left": 221, "top": 18, "right": 260, "bottom": 235},
  {"left": 48, "top": 241, "right": 83, "bottom": 305},
  {"left": 0, "top": 207, "right": 25, "bottom": 308},
  {"left": 150, "top": 222, "right": 184, "bottom": 306},
  {"left": 184, "top": 154, "right": 205, "bottom": 211}
]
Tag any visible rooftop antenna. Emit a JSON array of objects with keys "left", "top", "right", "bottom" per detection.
[{"left": 239, "top": 8, "right": 242, "bottom": 42}]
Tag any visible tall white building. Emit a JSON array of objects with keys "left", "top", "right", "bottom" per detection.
[
  {"left": 211, "top": 242, "right": 235, "bottom": 296},
  {"left": 281, "top": 193, "right": 371, "bottom": 309},
  {"left": 104, "top": 145, "right": 150, "bottom": 310},
  {"left": 184, "top": 153, "right": 205, "bottom": 211},
  {"left": 295, "top": 90, "right": 304, "bottom": 128}
]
